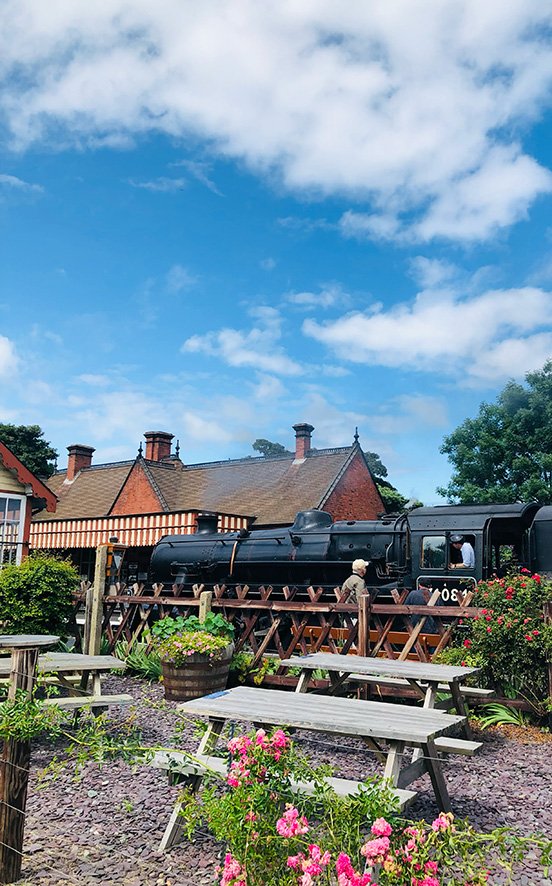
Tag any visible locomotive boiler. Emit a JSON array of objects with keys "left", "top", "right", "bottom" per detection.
[{"left": 150, "top": 502, "right": 552, "bottom": 595}]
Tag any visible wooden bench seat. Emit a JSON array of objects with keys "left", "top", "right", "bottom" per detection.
[
  {"left": 43, "top": 693, "right": 133, "bottom": 710},
  {"left": 346, "top": 673, "right": 494, "bottom": 701},
  {"left": 151, "top": 750, "right": 417, "bottom": 811},
  {"left": 433, "top": 737, "right": 481, "bottom": 755}
]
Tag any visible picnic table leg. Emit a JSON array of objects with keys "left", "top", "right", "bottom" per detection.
[
  {"left": 420, "top": 738, "right": 451, "bottom": 813},
  {"left": 449, "top": 682, "right": 473, "bottom": 739},
  {"left": 295, "top": 669, "right": 312, "bottom": 693},
  {"left": 383, "top": 740, "right": 405, "bottom": 785},
  {"left": 160, "top": 719, "right": 225, "bottom": 852},
  {"left": 411, "top": 682, "right": 439, "bottom": 763}
]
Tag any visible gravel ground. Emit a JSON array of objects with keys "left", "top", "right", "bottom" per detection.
[{"left": 14, "top": 676, "right": 552, "bottom": 886}]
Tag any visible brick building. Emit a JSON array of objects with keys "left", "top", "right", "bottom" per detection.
[
  {"left": 30, "top": 423, "right": 384, "bottom": 581},
  {"left": 0, "top": 440, "right": 57, "bottom": 566}
]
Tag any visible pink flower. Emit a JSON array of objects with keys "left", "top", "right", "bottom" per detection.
[
  {"left": 533, "top": 630, "right": 540, "bottom": 636},
  {"left": 371, "top": 817, "right": 393, "bottom": 837},
  {"left": 361, "top": 836, "right": 390, "bottom": 862},
  {"left": 425, "top": 861, "right": 439, "bottom": 873},
  {"left": 276, "top": 805, "right": 309, "bottom": 837},
  {"left": 336, "top": 852, "right": 372, "bottom": 886},
  {"left": 431, "top": 813, "right": 454, "bottom": 832},
  {"left": 218, "top": 852, "right": 246, "bottom": 886}
]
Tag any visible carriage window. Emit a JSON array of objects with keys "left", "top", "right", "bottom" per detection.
[{"left": 421, "top": 536, "right": 446, "bottom": 569}]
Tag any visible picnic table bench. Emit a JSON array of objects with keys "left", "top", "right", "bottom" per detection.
[
  {"left": 280, "top": 652, "right": 492, "bottom": 742},
  {"left": 0, "top": 652, "right": 132, "bottom": 710},
  {"left": 156, "top": 685, "right": 466, "bottom": 851}
]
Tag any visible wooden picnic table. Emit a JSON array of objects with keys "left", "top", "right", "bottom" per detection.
[
  {"left": 280, "top": 652, "right": 482, "bottom": 739},
  {"left": 0, "top": 652, "right": 131, "bottom": 709}
]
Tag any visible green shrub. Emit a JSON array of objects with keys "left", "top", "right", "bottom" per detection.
[
  {"left": 442, "top": 571, "right": 552, "bottom": 700},
  {"left": 0, "top": 553, "right": 78, "bottom": 636}
]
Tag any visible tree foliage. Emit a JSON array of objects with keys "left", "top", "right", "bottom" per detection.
[
  {"left": 0, "top": 423, "right": 58, "bottom": 478},
  {"left": 252, "top": 438, "right": 291, "bottom": 457},
  {"left": 438, "top": 361, "right": 552, "bottom": 503}
]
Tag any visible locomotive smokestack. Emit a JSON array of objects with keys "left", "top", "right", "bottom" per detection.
[{"left": 293, "top": 423, "right": 314, "bottom": 461}]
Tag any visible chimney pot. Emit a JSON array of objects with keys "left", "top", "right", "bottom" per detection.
[
  {"left": 144, "top": 431, "right": 174, "bottom": 462},
  {"left": 292, "top": 423, "right": 314, "bottom": 460},
  {"left": 66, "top": 444, "right": 95, "bottom": 481}
]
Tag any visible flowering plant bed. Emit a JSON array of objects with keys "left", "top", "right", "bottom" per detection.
[
  {"left": 437, "top": 571, "right": 552, "bottom": 707},
  {"left": 179, "top": 726, "right": 552, "bottom": 885}
]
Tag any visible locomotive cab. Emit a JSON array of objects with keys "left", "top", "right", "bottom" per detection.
[{"left": 408, "top": 503, "right": 540, "bottom": 595}]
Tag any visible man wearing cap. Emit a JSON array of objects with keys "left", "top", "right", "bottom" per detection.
[
  {"left": 450, "top": 535, "right": 475, "bottom": 569},
  {"left": 341, "top": 558, "right": 369, "bottom": 603}
]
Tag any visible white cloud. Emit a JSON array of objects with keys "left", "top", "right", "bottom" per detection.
[
  {"left": 304, "top": 285, "right": 552, "bottom": 384},
  {"left": 2, "top": 2, "right": 552, "bottom": 242},
  {"left": 0, "top": 335, "right": 18, "bottom": 376},
  {"left": 408, "top": 257, "right": 459, "bottom": 290},
  {"left": 286, "top": 283, "right": 348, "bottom": 310},
  {"left": 171, "top": 159, "right": 223, "bottom": 195},
  {"left": 250, "top": 373, "right": 286, "bottom": 401},
  {"left": 128, "top": 177, "right": 187, "bottom": 192},
  {"left": 183, "top": 306, "right": 302, "bottom": 376},
  {"left": 78, "top": 373, "right": 111, "bottom": 387},
  {"left": 182, "top": 411, "right": 233, "bottom": 444},
  {"left": 0, "top": 173, "right": 43, "bottom": 193},
  {"left": 260, "top": 257, "right": 276, "bottom": 271},
  {"left": 166, "top": 264, "right": 197, "bottom": 293}
]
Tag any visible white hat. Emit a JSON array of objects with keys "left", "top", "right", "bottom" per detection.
[{"left": 352, "top": 558, "right": 369, "bottom": 572}]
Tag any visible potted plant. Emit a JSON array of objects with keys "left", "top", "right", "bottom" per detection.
[{"left": 152, "top": 613, "right": 235, "bottom": 701}]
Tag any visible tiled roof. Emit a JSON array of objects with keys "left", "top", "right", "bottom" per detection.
[
  {"left": 148, "top": 448, "right": 354, "bottom": 524},
  {"left": 35, "top": 448, "right": 355, "bottom": 525},
  {"left": 34, "top": 462, "right": 133, "bottom": 521}
]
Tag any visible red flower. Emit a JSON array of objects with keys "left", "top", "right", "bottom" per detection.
[
  {"left": 524, "top": 634, "right": 533, "bottom": 641},
  {"left": 532, "top": 573, "right": 541, "bottom": 582},
  {"left": 487, "top": 627, "right": 492, "bottom": 633},
  {"left": 521, "top": 567, "right": 530, "bottom": 574},
  {"left": 533, "top": 630, "right": 540, "bottom": 637},
  {"left": 463, "top": 639, "right": 472, "bottom": 649}
]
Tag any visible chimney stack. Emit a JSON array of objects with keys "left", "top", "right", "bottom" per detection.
[
  {"left": 293, "top": 423, "right": 314, "bottom": 460},
  {"left": 144, "top": 431, "right": 174, "bottom": 462},
  {"left": 66, "top": 444, "right": 95, "bottom": 481}
]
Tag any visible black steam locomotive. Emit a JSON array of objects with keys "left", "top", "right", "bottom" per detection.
[{"left": 150, "top": 502, "right": 552, "bottom": 597}]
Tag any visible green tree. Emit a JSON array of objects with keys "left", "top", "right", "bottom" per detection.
[
  {"left": 438, "top": 361, "right": 552, "bottom": 503},
  {"left": 252, "top": 438, "right": 291, "bottom": 457},
  {"left": 0, "top": 423, "right": 58, "bottom": 478}
]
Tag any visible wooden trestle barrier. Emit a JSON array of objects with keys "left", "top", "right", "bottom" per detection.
[{"left": 70, "top": 579, "right": 480, "bottom": 678}]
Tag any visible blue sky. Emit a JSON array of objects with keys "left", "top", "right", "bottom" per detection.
[{"left": 1, "top": 1, "right": 552, "bottom": 504}]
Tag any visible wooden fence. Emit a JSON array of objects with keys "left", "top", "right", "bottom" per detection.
[{"left": 71, "top": 580, "right": 480, "bottom": 678}]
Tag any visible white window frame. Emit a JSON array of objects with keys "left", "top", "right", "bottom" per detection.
[{"left": 0, "top": 493, "right": 27, "bottom": 567}]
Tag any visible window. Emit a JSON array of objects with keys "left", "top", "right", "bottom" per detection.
[
  {"left": 421, "top": 536, "right": 446, "bottom": 570},
  {"left": 0, "top": 495, "right": 25, "bottom": 566}
]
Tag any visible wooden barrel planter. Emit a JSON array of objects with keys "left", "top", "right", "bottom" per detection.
[{"left": 161, "top": 643, "right": 234, "bottom": 701}]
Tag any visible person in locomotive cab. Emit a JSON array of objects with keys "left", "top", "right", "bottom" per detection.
[
  {"left": 450, "top": 535, "right": 475, "bottom": 569},
  {"left": 341, "top": 558, "right": 369, "bottom": 603}
]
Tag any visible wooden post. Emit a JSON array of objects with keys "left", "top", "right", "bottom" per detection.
[
  {"left": 198, "top": 591, "right": 213, "bottom": 624},
  {"left": 0, "top": 635, "right": 58, "bottom": 884},
  {"left": 83, "top": 545, "right": 109, "bottom": 657},
  {"left": 358, "top": 594, "right": 371, "bottom": 658}
]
